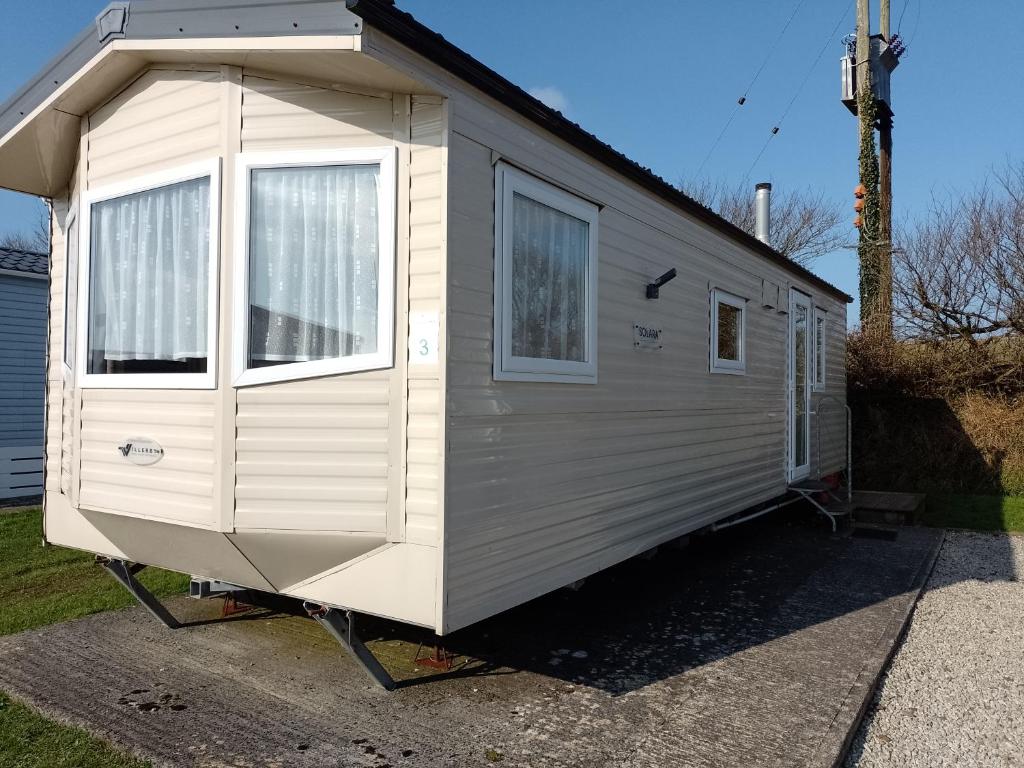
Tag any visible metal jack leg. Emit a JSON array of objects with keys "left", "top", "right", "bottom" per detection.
[
  {"left": 97, "top": 557, "right": 180, "bottom": 629},
  {"left": 303, "top": 602, "right": 395, "bottom": 691}
]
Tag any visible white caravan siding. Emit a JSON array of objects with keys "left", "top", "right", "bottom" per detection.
[
  {"left": 233, "top": 76, "right": 400, "bottom": 534},
  {"left": 436, "top": 80, "right": 848, "bottom": 632},
  {"left": 404, "top": 95, "right": 445, "bottom": 546},
  {"left": 47, "top": 196, "right": 70, "bottom": 497},
  {"left": 77, "top": 69, "right": 221, "bottom": 528},
  {"left": 45, "top": 62, "right": 445, "bottom": 560}
]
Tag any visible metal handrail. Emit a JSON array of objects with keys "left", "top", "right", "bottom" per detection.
[{"left": 811, "top": 394, "right": 852, "bottom": 503}]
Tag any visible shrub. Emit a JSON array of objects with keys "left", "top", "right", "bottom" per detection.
[{"left": 848, "top": 332, "right": 1024, "bottom": 495}]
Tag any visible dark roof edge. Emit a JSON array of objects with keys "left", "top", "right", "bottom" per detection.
[
  {"left": 0, "top": 247, "right": 49, "bottom": 275},
  {"left": 346, "top": 0, "right": 852, "bottom": 304}
]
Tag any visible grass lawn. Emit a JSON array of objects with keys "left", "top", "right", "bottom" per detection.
[
  {"left": 0, "top": 692, "right": 149, "bottom": 768},
  {"left": 920, "top": 494, "right": 1024, "bottom": 533},
  {"left": 0, "top": 507, "right": 188, "bottom": 636},
  {"left": 1, "top": 506, "right": 187, "bottom": 768}
]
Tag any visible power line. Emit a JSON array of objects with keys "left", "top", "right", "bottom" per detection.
[
  {"left": 896, "top": 0, "right": 910, "bottom": 32},
  {"left": 694, "top": 104, "right": 741, "bottom": 179},
  {"left": 903, "top": 0, "right": 922, "bottom": 50},
  {"left": 742, "top": 2, "right": 852, "bottom": 183},
  {"left": 693, "top": 0, "right": 808, "bottom": 179},
  {"left": 739, "top": 0, "right": 810, "bottom": 102}
]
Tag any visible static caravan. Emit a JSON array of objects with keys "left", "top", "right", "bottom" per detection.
[{"left": 0, "top": 0, "right": 851, "bottom": 686}]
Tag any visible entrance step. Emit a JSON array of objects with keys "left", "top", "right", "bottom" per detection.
[
  {"left": 825, "top": 500, "right": 855, "bottom": 518},
  {"left": 788, "top": 479, "right": 833, "bottom": 493},
  {"left": 852, "top": 490, "right": 926, "bottom": 526}
]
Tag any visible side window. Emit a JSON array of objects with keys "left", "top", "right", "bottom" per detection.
[
  {"left": 233, "top": 148, "right": 396, "bottom": 387},
  {"left": 80, "top": 161, "right": 219, "bottom": 388},
  {"left": 813, "top": 307, "right": 827, "bottom": 390},
  {"left": 63, "top": 208, "right": 78, "bottom": 376},
  {"left": 710, "top": 288, "right": 746, "bottom": 374},
  {"left": 493, "top": 163, "right": 599, "bottom": 384}
]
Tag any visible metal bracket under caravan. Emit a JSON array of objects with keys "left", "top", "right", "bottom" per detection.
[
  {"left": 96, "top": 557, "right": 181, "bottom": 629},
  {"left": 303, "top": 602, "right": 396, "bottom": 691}
]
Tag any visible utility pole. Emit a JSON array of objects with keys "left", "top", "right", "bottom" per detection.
[
  {"left": 877, "top": 0, "right": 893, "bottom": 338},
  {"left": 845, "top": 0, "right": 900, "bottom": 335},
  {"left": 855, "top": 0, "right": 879, "bottom": 332}
]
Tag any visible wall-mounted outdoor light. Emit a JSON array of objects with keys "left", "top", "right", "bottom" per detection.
[{"left": 646, "top": 268, "right": 677, "bottom": 299}]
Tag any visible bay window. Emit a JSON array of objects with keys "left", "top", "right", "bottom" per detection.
[
  {"left": 78, "top": 160, "right": 219, "bottom": 388},
  {"left": 232, "top": 148, "right": 396, "bottom": 386},
  {"left": 493, "top": 163, "right": 599, "bottom": 384}
]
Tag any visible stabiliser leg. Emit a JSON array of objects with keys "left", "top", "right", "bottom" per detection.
[
  {"left": 303, "top": 602, "right": 396, "bottom": 691},
  {"left": 97, "top": 556, "right": 180, "bottom": 629}
]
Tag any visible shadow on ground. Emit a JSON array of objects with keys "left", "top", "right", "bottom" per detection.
[
  {"left": 3, "top": 506, "right": 1005, "bottom": 768},
  {"left": 175, "top": 504, "right": 1018, "bottom": 695}
]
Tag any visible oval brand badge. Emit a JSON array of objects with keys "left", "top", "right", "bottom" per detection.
[{"left": 116, "top": 437, "right": 164, "bottom": 466}]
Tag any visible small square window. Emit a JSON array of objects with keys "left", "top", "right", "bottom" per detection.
[
  {"left": 493, "top": 164, "right": 599, "bottom": 384},
  {"left": 710, "top": 288, "right": 746, "bottom": 374}
]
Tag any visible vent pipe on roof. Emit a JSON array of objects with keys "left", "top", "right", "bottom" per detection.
[{"left": 755, "top": 182, "right": 772, "bottom": 245}]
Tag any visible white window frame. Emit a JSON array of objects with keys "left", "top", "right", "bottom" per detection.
[
  {"left": 231, "top": 147, "right": 396, "bottom": 388},
  {"left": 493, "top": 163, "right": 599, "bottom": 384},
  {"left": 62, "top": 204, "right": 78, "bottom": 379},
  {"left": 76, "top": 159, "right": 221, "bottom": 390},
  {"left": 813, "top": 306, "right": 827, "bottom": 391},
  {"left": 710, "top": 288, "right": 747, "bottom": 375}
]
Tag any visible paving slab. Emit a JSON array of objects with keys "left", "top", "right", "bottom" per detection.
[{"left": 0, "top": 515, "right": 944, "bottom": 768}]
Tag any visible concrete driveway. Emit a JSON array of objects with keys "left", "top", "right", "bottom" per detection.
[{"left": 0, "top": 514, "right": 943, "bottom": 768}]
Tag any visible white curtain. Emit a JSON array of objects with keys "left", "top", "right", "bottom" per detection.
[
  {"left": 88, "top": 177, "right": 210, "bottom": 365},
  {"left": 248, "top": 164, "right": 379, "bottom": 366},
  {"left": 510, "top": 193, "right": 588, "bottom": 361}
]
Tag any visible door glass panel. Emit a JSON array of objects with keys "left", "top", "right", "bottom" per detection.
[{"left": 793, "top": 303, "right": 808, "bottom": 469}]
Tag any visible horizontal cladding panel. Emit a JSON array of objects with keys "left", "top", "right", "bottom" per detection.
[
  {"left": 240, "top": 75, "right": 393, "bottom": 152},
  {"left": 49, "top": 199, "right": 70, "bottom": 496},
  {"left": 234, "top": 375, "right": 393, "bottom": 533},
  {"left": 449, "top": 99, "right": 845, "bottom": 307},
  {"left": 78, "top": 391, "right": 217, "bottom": 527},
  {"left": 88, "top": 70, "right": 222, "bottom": 187},
  {"left": 439, "top": 110, "right": 847, "bottom": 630},
  {"left": 403, "top": 97, "right": 445, "bottom": 546}
]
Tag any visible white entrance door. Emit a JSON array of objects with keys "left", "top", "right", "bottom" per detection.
[{"left": 788, "top": 289, "right": 812, "bottom": 482}]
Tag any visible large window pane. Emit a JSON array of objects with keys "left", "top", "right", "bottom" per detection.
[
  {"left": 248, "top": 164, "right": 379, "bottom": 368},
  {"left": 87, "top": 176, "right": 210, "bottom": 375},
  {"left": 510, "top": 192, "right": 588, "bottom": 362}
]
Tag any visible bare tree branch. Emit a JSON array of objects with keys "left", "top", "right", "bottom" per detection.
[
  {"left": 893, "top": 162, "right": 1024, "bottom": 341},
  {"left": 681, "top": 180, "right": 846, "bottom": 266},
  {"left": 0, "top": 208, "right": 50, "bottom": 254}
]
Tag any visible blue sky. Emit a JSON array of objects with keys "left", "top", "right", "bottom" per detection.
[{"left": 1, "top": 1, "right": 1022, "bottom": 324}]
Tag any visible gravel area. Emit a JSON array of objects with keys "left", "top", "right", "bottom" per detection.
[{"left": 847, "top": 531, "right": 1024, "bottom": 767}]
